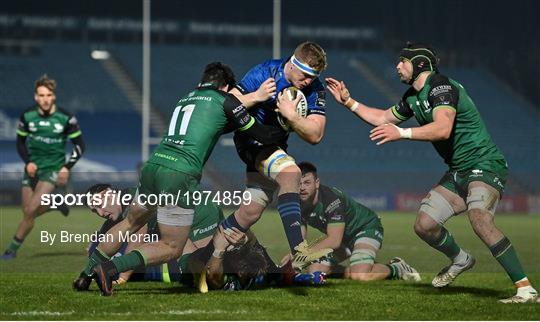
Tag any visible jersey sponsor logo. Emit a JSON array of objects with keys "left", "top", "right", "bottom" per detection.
[
  {"left": 430, "top": 85, "right": 452, "bottom": 97},
  {"left": 192, "top": 222, "right": 218, "bottom": 237},
  {"left": 31, "top": 135, "right": 63, "bottom": 144},
  {"left": 315, "top": 90, "right": 326, "bottom": 107},
  {"left": 232, "top": 105, "right": 245, "bottom": 114},
  {"left": 325, "top": 198, "right": 341, "bottom": 214},
  {"left": 469, "top": 169, "right": 484, "bottom": 178}
]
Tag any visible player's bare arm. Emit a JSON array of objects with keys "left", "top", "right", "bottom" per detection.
[
  {"left": 370, "top": 107, "right": 455, "bottom": 145},
  {"left": 229, "top": 78, "right": 276, "bottom": 108},
  {"left": 325, "top": 77, "right": 399, "bottom": 126},
  {"left": 276, "top": 91, "right": 325, "bottom": 144},
  {"left": 309, "top": 224, "right": 345, "bottom": 252}
]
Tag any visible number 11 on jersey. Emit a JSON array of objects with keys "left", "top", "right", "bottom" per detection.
[{"left": 168, "top": 104, "right": 195, "bottom": 136}]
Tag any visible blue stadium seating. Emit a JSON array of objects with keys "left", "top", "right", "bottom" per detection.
[{"left": 0, "top": 42, "right": 537, "bottom": 195}]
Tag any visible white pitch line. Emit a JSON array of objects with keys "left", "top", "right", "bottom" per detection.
[{"left": 8, "top": 311, "right": 74, "bottom": 316}]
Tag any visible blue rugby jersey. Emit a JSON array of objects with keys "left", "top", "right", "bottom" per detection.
[{"left": 235, "top": 58, "right": 326, "bottom": 148}]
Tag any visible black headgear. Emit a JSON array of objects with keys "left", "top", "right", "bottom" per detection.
[{"left": 399, "top": 42, "right": 439, "bottom": 84}]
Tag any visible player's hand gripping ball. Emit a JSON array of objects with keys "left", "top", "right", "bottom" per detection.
[{"left": 277, "top": 86, "right": 308, "bottom": 131}]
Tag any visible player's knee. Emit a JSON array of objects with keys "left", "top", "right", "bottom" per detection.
[
  {"left": 22, "top": 204, "right": 38, "bottom": 218},
  {"left": 237, "top": 204, "right": 263, "bottom": 223},
  {"left": 275, "top": 164, "right": 301, "bottom": 188},
  {"left": 414, "top": 214, "right": 440, "bottom": 238},
  {"left": 468, "top": 209, "right": 494, "bottom": 235},
  {"left": 348, "top": 272, "right": 376, "bottom": 281}
]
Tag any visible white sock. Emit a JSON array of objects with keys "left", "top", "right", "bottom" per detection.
[
  {"left": 453, "top": 249, "right": 468, "bottom": 264},
  {"left": 517, "top": 285, "right": 537, "bottom": 296}
]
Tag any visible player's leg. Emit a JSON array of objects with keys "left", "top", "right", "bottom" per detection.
[
  {"left": 413, "top": 182, "right": 475, "bottom": 287},
  {"left": 466, "top": 181, "right": 538, "bottom": 303},
  {"left": 93, "top": 205, "right": 192, "bottom": 296},
  {"left": 347, "top": 229, "right": 420, "bottom": 282},
  {"left": 1, "top": 181, "right": 55, "bottom": 259}
]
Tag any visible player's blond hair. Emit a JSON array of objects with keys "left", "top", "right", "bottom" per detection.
[
  {"left": 34, "top": 74, "right": 57, "bottom": 93},
  {"left": 293, "top": 41, "right": 327, "bottom": 73}
]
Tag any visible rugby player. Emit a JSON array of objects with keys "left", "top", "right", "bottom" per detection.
[
  {"left": 186, "top": 225, "right": 326, "bottom": 292},
  {"left": 1, "top": 75, "right": 85, "bottom": 260},
  {"left": 297, "top": 162, "right": 420, "bottom": 282},
  {"left": 85, "top": 62, "right": 289, "bottom": 296},
  {"left": 73, "top": 183, "right": 222, "bottom": 290},
  {"left": 220, "top": 41, "right": 332, "bottom": 266},
  {"left": 326, "top": 43, "right": 538, "bottom": 303}
]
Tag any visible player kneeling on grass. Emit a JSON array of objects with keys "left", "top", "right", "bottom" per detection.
[
  {"left": 73, "top": 183, "right": 223, "bottom": 290},
  {"left": 296, "top": 162, "right": 420, "bottom": 282}
]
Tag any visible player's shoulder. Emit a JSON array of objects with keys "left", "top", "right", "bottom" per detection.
[
  {"left": 56, "top": 107, "right": 76, "bottom": 118},
  {"left": 307, "top": 77, "right": 325, "bottom": 92},
  {"left": 428, "top": 73, "right": 453, "bottom": 87},
  {"left": 248, "top": 58, "right": 284, "bottom": 75},
  {"left": 20, "top": 107, "right": 37, "bottom": 118},
  {"left": 218, "top": 90, "right": 242, "bottom": 108},
  {"left": 319, "top": 185, "right": 342, "bottom": 204},
  {"left": 401, "top": 87, "right": 417, "bottom": 100}
]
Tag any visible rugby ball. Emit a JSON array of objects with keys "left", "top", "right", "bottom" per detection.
[{"left": 277, "top": 86, "right": 308, "bottom": 131}]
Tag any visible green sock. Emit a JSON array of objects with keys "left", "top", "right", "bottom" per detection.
[
  {"left": 6, "top": 236, "right": 24, "bottom": 253},
  {"left": 83, "top": 248, "right": 110, "bottom": 276},
  {"left": 386, "top": 264, "right": 398, "bottom": 279},
  {"left": 428, "top": 227, "right": 461, "bottom": 259},
  {"left": 490, "top": 237, "right": 527, "bottom": 283},
  {"left": 110, "top": 250, "right": 146, "bottom": 273}
]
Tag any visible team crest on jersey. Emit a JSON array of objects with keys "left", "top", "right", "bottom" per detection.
[
  {"left": 28, "top": 122, "right": 37, "bottom": 132},
  {"left": 53, "top": 123, "right": 64, "bottom": 133}
]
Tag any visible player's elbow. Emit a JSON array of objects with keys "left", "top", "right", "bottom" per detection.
[
  {"left": 437, "top": 128, "right": 452, "bottom": 141},
  {"left": 305, "top": 132, "right": 323, "bottom": 145}
]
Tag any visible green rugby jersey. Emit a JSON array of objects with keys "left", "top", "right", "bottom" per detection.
[
  {"left": 148, "top": 83, "right": 280, "bottom": 178},
  {"left": 301, "top": 185, "right": 380, "bottom": 246},
  {"left": 391, "top": 72, "right": 505, "bottom": 171},
  {"left": 17, "top": 106, "right": 82, "bottom": 169}
]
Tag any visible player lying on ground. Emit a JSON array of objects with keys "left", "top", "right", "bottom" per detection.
[
  {"left": 73, "top": 183, "right": 320, "bottom": 291},
  {"left": 73, "top": 183, "right": 222, "bottom": 290},
  {"left": 326, "top": 42, "right": 538, "bottom": 303},
  {"left": 1, "top": 74, "right": 85, "bottom": 260},
  {"left": 185, "top": 225, "right": 327, "bottom": 293},
  {"left": 295, "top": 162, "right": 420, "bottom": 282},
  {"left": 220, "top": 41, "right": 332, "bottom": 266},
  {"left": 82, "top": 62, "right": 286, "bottom": 296}
]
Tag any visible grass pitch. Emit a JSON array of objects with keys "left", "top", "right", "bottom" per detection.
[{"left": 1, "top": 206, "right": 539, "bottom": 320}]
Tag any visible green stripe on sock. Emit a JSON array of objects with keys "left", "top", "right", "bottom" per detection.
[
  {"left": 83, "top": 248, "right": 111, "bottom": 275},
  {"left": 490, "top": 237, "right": 527, "bottom": 283},
  {"left": 111, "top": 250, "right": 146, "bottom": 273},
  {"left": 429, "top": 227, "right": 461, "bottom": 259},
  {"left": 7, "top": 237, "right": 23, "bottom": 253},
  {"left": 386, "top": 264, "right": 398, "bottom": 279}
]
